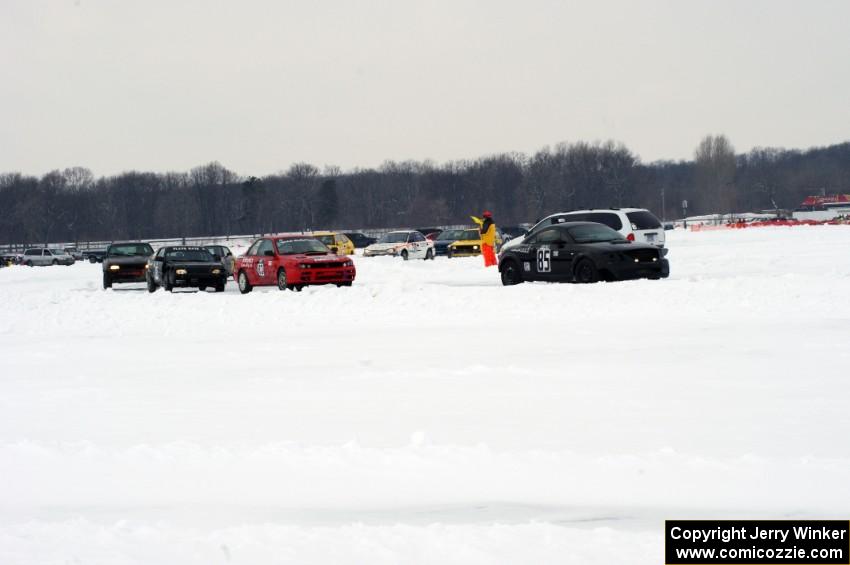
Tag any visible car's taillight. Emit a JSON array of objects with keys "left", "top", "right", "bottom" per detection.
[{"left": 627, "top": 233, "right": 635, "bottom": 241}]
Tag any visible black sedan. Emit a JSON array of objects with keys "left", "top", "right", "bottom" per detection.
[
  {"left": 342, "top": 232, "right": 377, "bottom": 249},
  {"left": 498, "top": 222, "right": 669, "bottom": 286},
  {"left": 102, "top": 242, "right": 154, "bottom": 289},
  {"left": 146, "top": 246, "right": 227, "bottom": 292}
]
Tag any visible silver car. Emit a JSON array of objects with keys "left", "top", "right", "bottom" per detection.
[
  {"left": 203, "top": 244, "right": 235, "bottom": 275},
  {"left": 21, "top": 248, "right": 75, "bottom": 266}
]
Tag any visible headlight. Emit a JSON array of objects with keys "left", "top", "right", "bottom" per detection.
[
  {"left": 176, "top": 268, "right": 187, "bottom": 275},
  {"left": 109, "top": 265, "right": 120, "bottom": 271},
  {"left": 345, "top": 260, "right": 353, "bottom": 267},
  {"left": 212, "top": 268, "right": 221, "bottom": 274},
  {"left": 473, "top": 245, "right": 479, "bottom": 250}
]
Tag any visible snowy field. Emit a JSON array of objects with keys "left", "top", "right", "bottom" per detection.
[{"left": 2, "top": 225, "right": 850, "bottom": 564}]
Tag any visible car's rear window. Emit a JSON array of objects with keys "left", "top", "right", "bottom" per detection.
[{"left": 626, "top": 211, "right": 662, "bottom": 230}]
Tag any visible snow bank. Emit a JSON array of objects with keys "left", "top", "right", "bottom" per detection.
[{"left": 1, "top": 225, "right": 850, "bottom": 563}]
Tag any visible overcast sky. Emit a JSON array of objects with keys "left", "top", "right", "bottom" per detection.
[{"left": 2, "top": 0, "right": 849, "bottom": 176}]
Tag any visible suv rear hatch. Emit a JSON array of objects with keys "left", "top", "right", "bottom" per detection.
[{"left": 626, "top": 210, "right": 665, "bottom": 247}]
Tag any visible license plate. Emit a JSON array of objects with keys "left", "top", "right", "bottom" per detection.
[{"left": 645, "top": 233, "right": 656, "bottom": 241}]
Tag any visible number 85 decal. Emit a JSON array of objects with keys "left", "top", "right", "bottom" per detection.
[{"left": 536, "top": 248, "right": 551, "bottom": 272}]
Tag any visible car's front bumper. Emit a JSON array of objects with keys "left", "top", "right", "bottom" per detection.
[
  {"left": 448, "top": 245, "right": 482, "bottom": 257},
  {"left": 363, "top": 249, "right": 397, "bottom": 257},
  {"left": 107, "top": 268, "right": 146, "bottom": 282},
  {"left": 293, "top": 266, "right": 356, "bottom": 284},
  {"left": 173, "top": 273, "right": 228, "bottom": 288}
]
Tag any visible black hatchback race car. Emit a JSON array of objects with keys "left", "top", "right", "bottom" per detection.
[
  {"left": 498, "top": 221, "right": 669, "bottom": 286},
  {"left": 103, "top": 242, "right": 154, "bottom": 289},
  {"left": 146, "top": 246, "right": 227, "bottom": 292}
]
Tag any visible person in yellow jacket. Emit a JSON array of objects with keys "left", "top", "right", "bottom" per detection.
[{"left": 472, "top": 210, "right": 498, "bottom": 267}]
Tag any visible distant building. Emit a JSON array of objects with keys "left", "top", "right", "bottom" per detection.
[{"left": 792, "top": 194, "right": 850, "bottom": 221}]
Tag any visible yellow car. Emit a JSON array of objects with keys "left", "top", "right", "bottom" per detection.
[
  {"left": 310, "top": 231, "right": 355, "bottom": 255},
  {"left": 446, "top": 228, "right": 503, "bottom": 258}
]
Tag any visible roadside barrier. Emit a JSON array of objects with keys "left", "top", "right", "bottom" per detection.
[{"left": 690, "top": 218, "right": 849, "bottom": 231}]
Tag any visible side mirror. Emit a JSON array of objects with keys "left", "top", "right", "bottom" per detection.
[{"left": 264, "top": 250, "right": 275, "bottom": 257}]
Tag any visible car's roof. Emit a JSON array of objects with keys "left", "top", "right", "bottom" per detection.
[
  {"left": 163, "top": 245, "right": 206, "bottom": 250},
  {"left": 109, "top": 241, "right": 152, "bottom": 245},
  {"left": 270, "top": 233, "right": 315, "bottom": 239},
  {"left": 562, "top": 208, "right": 647, "bottom": 214},
  {"left": 552, "top": 221, "right": 605, "bottom": 227},
  {"left": 309, "top": 231, "right": 338, "bottom": 236}
]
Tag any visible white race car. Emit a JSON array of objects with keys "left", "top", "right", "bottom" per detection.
[{"left": 363, "top": 230, "right": 435, "bottom": 260}]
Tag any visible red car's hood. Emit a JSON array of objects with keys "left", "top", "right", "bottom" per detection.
[{"left": 293, "top": 254, "right": 347, "bottom": 263}]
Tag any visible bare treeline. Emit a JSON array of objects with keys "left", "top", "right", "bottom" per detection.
[{"left": 1, "top": 137, "right": 849, "bottom": 245}]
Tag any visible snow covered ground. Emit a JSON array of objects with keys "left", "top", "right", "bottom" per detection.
[{"left": 2, "top": 225, "right": 849, "bottom": 564}]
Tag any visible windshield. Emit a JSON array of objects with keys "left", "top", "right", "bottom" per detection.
[
  {"left": 436, "top": 229, "right": 465, "bottom": 241},
  {"left": 107, "top": 243, "right": 153, "bottom": 257},
  {"left": 378, "top": 232, "right": 409, "bottom": 244},
  {"left": 276, "top": 239, "right": 329, "bottom": 255},
  {"left": 315, "top": 235, "right": 335, "bottom": 245},
  {"left": 460, "top": 229, "right": 480, "bottom": 240},
  {"left": 166, "top": 249, "right": 214, "bottom": 262},
  {"left": 627, "top": 210, "right": 662, "bottom": 230},
  {"left": 567, "top": 224, "right": 626, "bottom": 243}
]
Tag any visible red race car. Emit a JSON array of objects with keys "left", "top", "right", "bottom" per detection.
[{"left": 234, "top": 235, "right": 356, "bottom": 294}]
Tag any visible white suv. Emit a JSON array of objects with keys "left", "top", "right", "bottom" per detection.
[{"left": 501, "top": 208, "right": 666, "bottom": 254}]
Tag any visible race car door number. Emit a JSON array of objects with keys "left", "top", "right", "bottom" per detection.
[{"left": 537, "top": 248, "right": 551, "bottom": 273}]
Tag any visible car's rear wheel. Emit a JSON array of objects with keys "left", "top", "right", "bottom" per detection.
[
  {"left": 500, "top": 260, "right": 523, "bottom": 286},
  {"left": 238, "top": 271, "right": 252, "bottom": 294},
  {"left": 277, "top": 268, "right": 289, "bottom": 291},
  {"left": 401, "top": 250, "right": 409, "bottom": 261},
  {"left": 103, "top": 272, "right": 112, "bottom": 289},
  {"left": 574, "top": 259, "right": 599, "bottom": 284},
  {"left": 26, "top": 261, "right": 33, "bottom": 267},
  {"left": 52, "top": 259, "right": 58, "bottom": 266}
]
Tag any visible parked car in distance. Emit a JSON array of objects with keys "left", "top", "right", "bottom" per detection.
[
  {"left": 2, "top": 253, "right": 22, "bottom": 265},
  {"left": 311, "top": 231, "right": 355, "bottom": 255},
  {"left": 233, "top": 235, "right": 356, "bottom": 293},
  {"left": 21, "top": 248, "right": 75, "bottom": 266},
  {"left": 363, "top": 230, "right": 435, "bottom": 260},
  {"left": 102, "top": 242, "right": 154, "bottom": 289},
  {"left": 500, "top": 225, "right": 529, "bottom": 241},
  {"left": 63, "top": 247, "right": 85, "bottom": 261},
  {"left": 147, "top": 246, "right": 227, "bottom": 292},
  {"left": 85, "top": 249, "right": 107, "bottom": 263},
  {"left": 342, "top": 232, "right": 377, "bottom": 249},
  {"left": 203, "top": 244, "right": 235, "bottom": 275}
]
